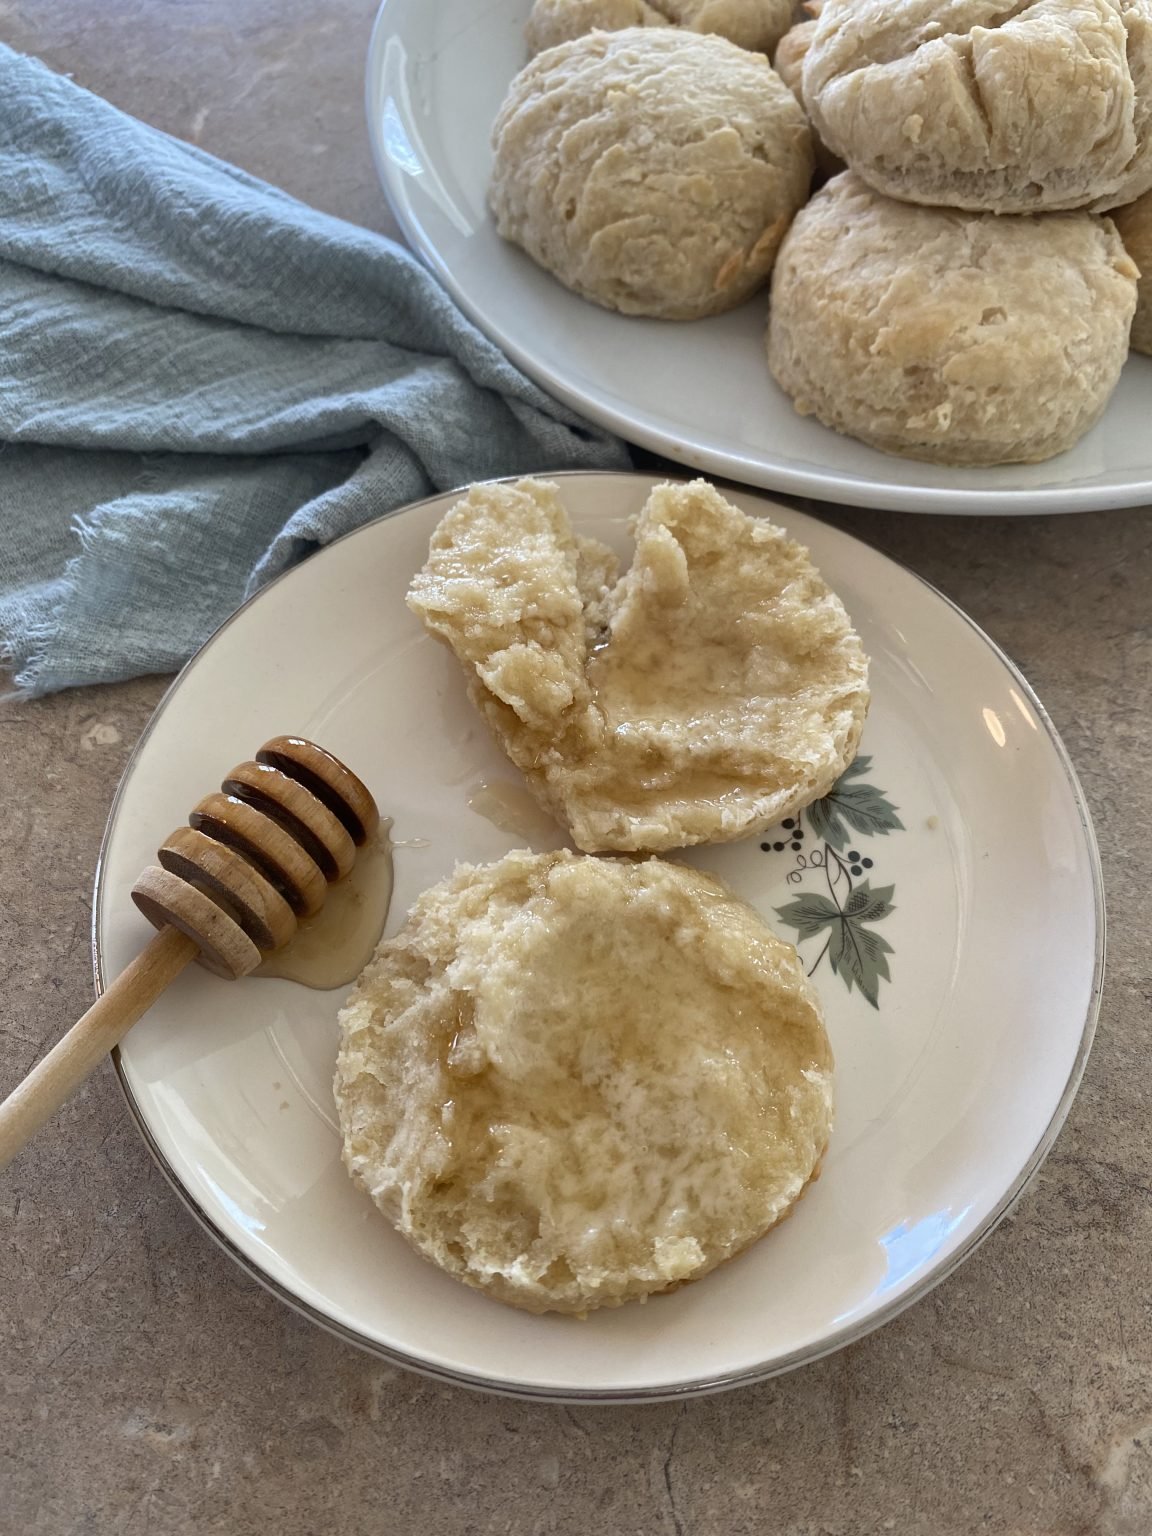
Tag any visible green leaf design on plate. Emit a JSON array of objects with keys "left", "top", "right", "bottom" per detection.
[
  {"left": 774, "top": 892, "right": 839, "bottom": 942},
  {"left": 843, "top": 881, "right": 895, "bottom": 924},
  {"left": 767, "top": 760, "right": 904, "bottom": 1011},
  {"left": 806, "top": 763, "right": 905, "bottom": 851},
  {"left": 828, "top": 912, "right": 895, "bottom": 1010}
]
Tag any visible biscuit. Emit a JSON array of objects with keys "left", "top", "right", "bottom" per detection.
[
  {"left": 767, "top": 174, "right": 1139, "bottom": 464},
  {"left": 408, "top": 477, "right": 869, "bottom": 853},
  {"left": 802, "top": 0, "right": 1152, "bottom": 213},
  {"left": 490, "top": 28, "right": 813, "bottom": 319},
  {"left": 773, "top": 17, "right": 815, "bottom": 94},
  {"left": 334, "top": 850, "right": 834, "bottom": 1315},
  {"left": 526, "top": 0, "right": 793, "bottom": 54},
  {"left": 773, "top": 20, "right": 843, "bottom": 178},
  {"left": 526, "top": 0, "right": 672, "bottom": 55},
  {"left": 1111, "top": 189, "right": 1152, "bottom": 352}
]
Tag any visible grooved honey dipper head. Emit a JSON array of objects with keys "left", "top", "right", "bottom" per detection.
[{"left": 130, "top": 738, "right": 378, "bottom": 980}]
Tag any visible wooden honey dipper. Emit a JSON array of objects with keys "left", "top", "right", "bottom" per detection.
[{"left": 0, "top": 736, "right": 379, "bottom": 1172}]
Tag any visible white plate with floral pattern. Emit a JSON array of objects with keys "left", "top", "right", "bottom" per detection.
[
  {"left": 365, "top": 0, "right": 1152, "bottom": 515},
  {"left": 97, "top": 473, "right": 1103, "bottom": 1401}
]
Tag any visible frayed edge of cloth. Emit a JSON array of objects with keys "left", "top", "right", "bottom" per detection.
[{"left": 0, "top": 515, "right": 95, "bottom": 700}]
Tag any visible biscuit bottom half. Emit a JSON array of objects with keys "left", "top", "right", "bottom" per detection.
[{"left": 334, "top": 850, "right": 834, "bottom": 1316}]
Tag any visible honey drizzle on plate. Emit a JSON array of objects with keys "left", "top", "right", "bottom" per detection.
[{"left": 253, "top": 824, "right": 394, "bottom": 990}]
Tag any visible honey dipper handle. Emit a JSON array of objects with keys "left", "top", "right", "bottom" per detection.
[{"left": 0, "top": 925, "right": 198, "bottom": 1173}]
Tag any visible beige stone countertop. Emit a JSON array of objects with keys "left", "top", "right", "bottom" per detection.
[{"left": 2, "top": 4, "right": 1151, "bottom": 1533}]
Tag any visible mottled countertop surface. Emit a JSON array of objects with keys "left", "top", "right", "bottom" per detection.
[{"left": 2, "top": 4, "right": 1151, "bottom": 1533}]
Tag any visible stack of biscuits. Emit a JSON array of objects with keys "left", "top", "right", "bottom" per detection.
[{"left": 491, "top": 0, "right": 1152, "bottom": 466}]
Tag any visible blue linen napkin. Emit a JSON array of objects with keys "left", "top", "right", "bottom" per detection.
[{"left": 0, "top": 46, "right": 630, "bottom": 697}]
